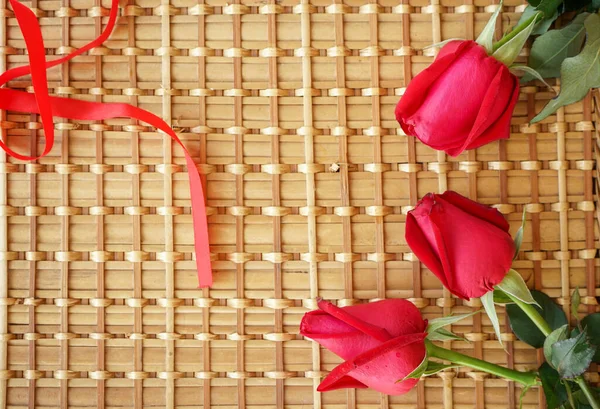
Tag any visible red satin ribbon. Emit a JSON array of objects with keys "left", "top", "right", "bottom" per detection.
[{"left": 1, "top": 0, "right": 213, "bottom": 287}]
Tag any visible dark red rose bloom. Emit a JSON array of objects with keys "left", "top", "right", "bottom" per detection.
[
  {"left": 300, "top": 299, "right": 427, "bottom": 395},
  {"left": 395, "top": 40, "right": 519, "bottom": 156},
  {"left": 406, "top": 191, "right": 515, "bottom": 300}
]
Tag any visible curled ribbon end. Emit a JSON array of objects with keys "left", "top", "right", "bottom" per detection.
[{"left": 2, "top": 0, "right": 215, "bottom": 289}]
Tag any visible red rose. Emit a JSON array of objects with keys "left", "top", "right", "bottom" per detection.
[
  {"left": 406, "top": 191, "right": 515, "bottom": 300},
  {"left": 395, "top": 40, "right": 519, "bottom": 157},
  {"left": 300, "top": 299, "right": 427, "bottom": 395}
]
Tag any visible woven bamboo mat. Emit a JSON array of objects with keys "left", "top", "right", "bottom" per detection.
[{"left": 0, "top": 0, "right": 598, "bottom": 407}]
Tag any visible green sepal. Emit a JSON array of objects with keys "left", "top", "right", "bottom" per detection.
[
  {"left": 422, "top": 360, "right": 461, "bottom": 376},
  {"left": 495, "top": 269, "right": 540, "bottom": 307},
  {"left": 481, "top": 291, "right": 504, "bottom": 349},
  {"left": 493, "top": 12, "right": 542, "bottom": 66},
  {"left": 423, "top": 38, "right": 463, "bottom": 50},
  {"left": 427, "top": 311, "right": 480, "bottom": 334},
  {"left": 427, "top": 327, "right": 467, "bottom": 342},
  {"left": 512, "top": 65, "right": 556, "bottom": 91},
  {"left": 400, "top": 353, "right": 429, "bottom": 381},
  {"left": 511, "top": 207, "right": 527, "bottom": 260},
  {"left": 493, "top": 288, "right": 514, "bottom": 304},
  {"left": 571, "top": 287, "right": 581, "bottom": 321},
  {"left": 476, "top": 0, "right": 503, "bottom": 54}
]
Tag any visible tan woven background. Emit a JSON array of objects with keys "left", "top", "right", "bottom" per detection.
[{"left": 0, "top": 0, "right": 598, "bottom": 407}]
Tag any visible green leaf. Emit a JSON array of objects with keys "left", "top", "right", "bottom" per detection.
[
  {"left": 427, "top": 311, "right": 480, "bottom": 334},
  {"left": 401, "top": 353, "right": 428, "bottom": 381},
  {"left": 592, "top": 0, "right": 600, "bottom": 10},
  {"left": 476, "top": 0, "right": 503, "bottom": 54},
  {"left": 494, "top": 13, "right": 542, "bottom": 66},
  {"left": 572, "top": 287, "right": 581, "bottom": 321},
  {"left": 422, "top": 361, "right": 460, "bottom": 376},
  {"left": 495, "top": 269, "right": 539, "bottom": 306},
  {"left": 427, "top": 327, "right": 466, "bottom": 342},
  {"left": 481, "top": 291, "right": 504, "bottom": 348},
  {"left": 564, "top": 0, "right": 592, "bottom": 11},
  {"left": 507, "top": 290, "right": 568, "bottom": 348},
  {"left": 534, "top": 0, "right": 564, "bottom": 17},
  {"left": 539, "top": 362, "right": 570, "bottom": 409},
  {"left": 550, "top": 329, "right": 596, "bottom": 379},
  {"left": 511, "top": 208, "right": 527, "bottom": 260},
  {"left": 578, "top": 313, "right": 600, "bottom": 362},
  {"left": 544, "top": 324, "right": 569, "bottom": 364},
  {"left": 571, "top": 387, "right": 600, "bottom": 409},
  {"left": 532, "top": 14, "right": 600, "bottom": 123},
  {"left": 516, "top": 5, "right": 558, "bottom": 36},
  {"left": 523, "top": 13, "right": 588, "bottom": 82}
]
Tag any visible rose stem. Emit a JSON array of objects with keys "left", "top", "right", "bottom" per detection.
[
  {"left": 425, "top": 340, "right": 538, "bottom": 387},
  {"left": 576, "top": 377, "right": 600, "bottom": 409},
  {"left": 505, "top": 294, "right": 552, "bottom": 336},
  {"left": 506, "top": 293, "right": 600, "bottom": 409}
]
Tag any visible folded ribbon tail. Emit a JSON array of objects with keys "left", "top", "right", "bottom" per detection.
[{"left": 0, "top": 0, "right": 213, "bottom": 287}]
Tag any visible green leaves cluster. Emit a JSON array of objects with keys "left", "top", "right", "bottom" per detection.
[
  {"left": 517, "top": 2, "right": 600, "bottom": 123},
  {"left": 531, "top": 14, "right": 600, "bottom": 122},
  {"left": 506, "top": 288, "right": 600, "bottom": 408}
]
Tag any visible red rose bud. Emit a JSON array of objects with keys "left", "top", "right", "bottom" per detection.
[
  {"left": 406, "top": 191, "right": 515, "bottom": 300},
  {"left": 300, "top": 299, "right": 427, "bottom": 395},
  {"left": 395, "top": 40, "right": 519, "bottom": 157}
]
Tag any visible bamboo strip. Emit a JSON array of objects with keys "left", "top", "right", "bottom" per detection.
[
  {"left": 126, "top": 1, "right": 147, "bottom": 404},
  {"left": 26, "top": 3, "right": 40, "bottom": 408},
  {"left": 298, "top": 2, "right": 322, "bottom": 408},
  {"left": 195, "top": 0, "right": 214, "bottom": 405},
  {"left": 159, "top": 0, "right": 179, "bottom": 406},
  {"left": 265, "top": 0, "right": 289, "bottom": 404},
  {"left": 583, "top": 92, "right": 598, "bottom": 385},
  {"left": 0, "top": 0, "right": 7, "bottom": 405},
  {"left": 231, "top": 0, "right": 250, "bottom": 406},
  {"left": 556, "top": 93, "right": 570, "bottom": 319},
  {"left": 58, "top": 1, "right": 75, "bottom": 407},
  {"left": 463, "top": 3, "right": 487, "bottom": 407},
  {"left": 93, "top": 1, "right": 108, "bottom": 406}
]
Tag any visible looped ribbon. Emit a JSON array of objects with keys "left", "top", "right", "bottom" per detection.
[{"left": 0, "top": 0, "right": 213, "bottom": 287}]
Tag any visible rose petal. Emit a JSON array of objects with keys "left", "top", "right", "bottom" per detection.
[
  {"left": 395, "top": 40, "right": 473, "bottom": 132},
  {"left": 428, "top": 197, "right": 514, "bottom": 299},
  {"left": 402, "top": 42, "right": 500, "bottom": 152},
  {"left": 447, "top": 64, "right": 518, "bottom": 156},
  {"left": 317, "top": 333, "right": 426, "bottom": 395},
  {"left": 316, "top": 375, "right": 368, "bottom": 391},
  {"left": 438, "top": 191, "right": 510, "bottom": 233},
  {"left": 316, "top": 299, "right": 392, "bottom": 342},
  {"left": 300, "top": 299, "right": 427, "bottom": 360},
  {"left": 462, "top": 76, "right": 519, "bottom": 152},
  {"left": 405, "top": 212, "right": 450, "bottom": 290}
]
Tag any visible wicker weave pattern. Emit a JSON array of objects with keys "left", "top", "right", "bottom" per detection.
[{"left": 0, "top": 0, "right": 598, "bottom": 408}]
